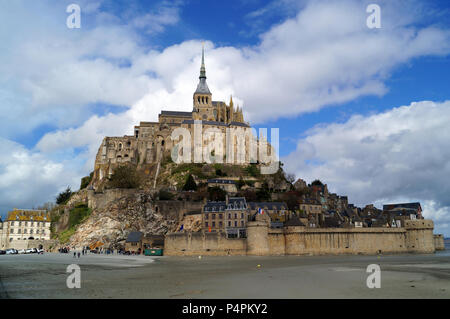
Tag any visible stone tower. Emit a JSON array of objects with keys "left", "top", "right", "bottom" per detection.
[
  {"left": 192, "top": 45, "right": 213, "bottom": 121},
  {"left": 246, "top": 212, "right": 270, "bottom": 256}
]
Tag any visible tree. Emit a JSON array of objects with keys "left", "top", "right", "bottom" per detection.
[
  {"left": 208, "top": 186, "right": 226, "bottom": 201},
  {"left": 286, "top": 173, "right": 296, "bottom": 185},
  {"left": 311, "top": 179, "right": 324, "bottom": 186},
  {"left": 183, "top": 174, "right": 197, "bottom": 191},
  {"left": 108, "top": 165, "right": 141, "bottom": 189},
  {"left": 256, "top": 182, "right": 271, "bottom": 201},
  {"left": 56, "top": 187, "right": 72, "bottom": 205}
]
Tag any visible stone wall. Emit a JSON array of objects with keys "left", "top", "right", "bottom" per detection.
[
  {"left": 164, "top": 231, "right": 246, "bottom": 256},
  {"left": 281, "top": 227, "right": 408, "bottom": 255},
  {"left": 434, "top": 234, "right": 445, "bottom": 251},
  {"left": 164, "top": 219, "right": 437, "bottom": 256}
]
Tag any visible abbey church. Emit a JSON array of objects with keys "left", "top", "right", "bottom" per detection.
[{"left": 92, "top": 48, "right": 256, "bottom": 187}]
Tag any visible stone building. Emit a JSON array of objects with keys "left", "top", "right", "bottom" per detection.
[
  {"left": 91, "top": 48, "right": 273, "bottom": 190},
  {"left": 202, "top": 197, "right": 248, "bottom": 238},
  {"left": 248, "top": 202, "right": 288, "bottom": 223},
  {"left": 0, "top": 209, "right": 51, "bottom": 250}
]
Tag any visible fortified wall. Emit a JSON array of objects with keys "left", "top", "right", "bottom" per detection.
[{"left": 165, "top": 215, "right": 438, "bottom": 256}]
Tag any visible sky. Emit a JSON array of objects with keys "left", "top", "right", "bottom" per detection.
[{"left": 0, "top": 0, "right": 449, "bottom": 235}]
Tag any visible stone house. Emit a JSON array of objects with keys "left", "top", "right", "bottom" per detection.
[{"left": 202, "top": 196, "right": 249, "bottom": 238}]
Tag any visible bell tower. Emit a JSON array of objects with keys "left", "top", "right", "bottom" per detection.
[{"left": 193, "top": 45, "right": 213, "bottom": 120}]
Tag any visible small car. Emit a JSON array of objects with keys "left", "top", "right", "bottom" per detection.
[
  {"left": 6, "top": 249, "right": 18, "bottom": 255},
  {"left": 0, "top": 250, "right": 6, "bottom": 255},
  {"left": 18, "top": 249, "right": 26, "bottom": 254},
  {"left": 37, "top": 249, "right": 44, "bottom": 254},
  {"left": 25, "top": 248, "right": 37, "bottom": 254}
]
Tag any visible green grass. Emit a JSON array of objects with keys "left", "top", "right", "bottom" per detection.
[{"left": 56, "top": 203, "right": 92, "bottom": 243}]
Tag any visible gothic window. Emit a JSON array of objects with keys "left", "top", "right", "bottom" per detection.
[{"left": 198, "top": 97, "right": 200, "bottom": 104}]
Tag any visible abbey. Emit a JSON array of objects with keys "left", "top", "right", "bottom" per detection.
[{"left": 92, "top": 47, "right": 257, "bottom": 187}]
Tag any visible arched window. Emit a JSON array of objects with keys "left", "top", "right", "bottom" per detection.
[{"left": 118, "top": 143, "right": 123, "bottom": 151}]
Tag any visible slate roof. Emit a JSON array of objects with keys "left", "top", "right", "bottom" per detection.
[
  {"left": 204, "top": 201, "right": 226, "bottom": 212},
  {"left": 248, "top": 202, "right": 287, "bottom": 210},
  {"left": 230, "top": 121, "right": 250, "bottom": 127},
  {"left": 160, "top": 111, "right": 192, "bottom": 117},
  {"left": 195, "top": 78, "right": 211, "bottom": 94},
  {"left": 126, "top": 231, "right": 143, "bottom": 243},
  {"left": 322, "top": 217, "right": 341, "bottom": 228},
  {"left": 228, "top": 197, "right": 247, "bottom": 210},
  {"left": 181, "top": 119, "right": 248, "bottom": 128},
  {"left": 285, "top": 216, "right": 305, "bottom": 227},
  {"left": 203, "top": 197, "right": 248, "bottom": 212}
]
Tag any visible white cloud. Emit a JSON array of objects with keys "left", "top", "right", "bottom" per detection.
[
  {"left": 284, "top": 100, "right": 450, "bottom": 235},
  {"left": 0, "top": 138, "right": 80, "bottom": 211}
]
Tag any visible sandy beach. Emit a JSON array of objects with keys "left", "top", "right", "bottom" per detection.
[{"left": 1, "top": 249, "right": 450, "bottom": 299}]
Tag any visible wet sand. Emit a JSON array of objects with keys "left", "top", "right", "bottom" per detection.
[{"left": 1, "top": 250, "right": 450, "bottom": 299}]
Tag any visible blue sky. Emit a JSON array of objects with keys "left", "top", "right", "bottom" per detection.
[{"left": 0, "top": 0, "right": 450, "bottom": 235}]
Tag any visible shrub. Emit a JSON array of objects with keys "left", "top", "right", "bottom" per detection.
[
  {"left": 208, "top": 186, "right": 226, "bottom": 201},
  {"left": 108, "top": 165, "right": 141, "bottom": 189},
  {"left": 245, "top": 164, "right": 260, "bottom": 177},
  {"left": 159, "top": 189, "right": 174, "bottom": 200},
  {"left": 80, "top": 172, "right": 94, "bottom": 190}
]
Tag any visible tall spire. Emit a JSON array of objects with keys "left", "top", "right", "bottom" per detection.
[
  {"left": 200, "top": 42, "right": 206, "bottom": 79},
  {"left": 194, "top": 43, "right": 211, "bottom": 94}
]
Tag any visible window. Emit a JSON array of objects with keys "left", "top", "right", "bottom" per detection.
[
  {"left": 212, "top": 214, "right": 216, "bottom": 219},
  {"left": 219, "top": 221, "right": 222, "bottom": 227},
  {"left": 212, "top": 221, "right": 216, "bottom": 227},
  {"left": 241, "top": 213, "right": 244, "bottom": 218},
  {"left": 10, "top": 229, "right": 14, "bottom": 234},
  {"left": 234, "top": 213, "right": 237, "bottom": 219},
  {"left": 219, "top": 214, "right": 223, "bottom": 219},
  {"left": 228, "top": 213, "right": 231, "bottom": 219},
  {"left": 205, "top": 222, "right": 208, "bottom": 227},
  {"left": 228, "top": 221, "right": 231, "bottom": 227},
  {"left": 241, "top": 220, "right": 244, "bottom": 227},
  {"left": 234, "top": 221, "right": 238, "bottom": 227}
]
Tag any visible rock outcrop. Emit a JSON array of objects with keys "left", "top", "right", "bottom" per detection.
[{"left": 67, "top": 192, "right": 179, "bottom": 249}]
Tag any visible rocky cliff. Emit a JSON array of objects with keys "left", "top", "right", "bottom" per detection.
[{"left": 66, "top": 192, "right": 179, "bottom": 249}]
